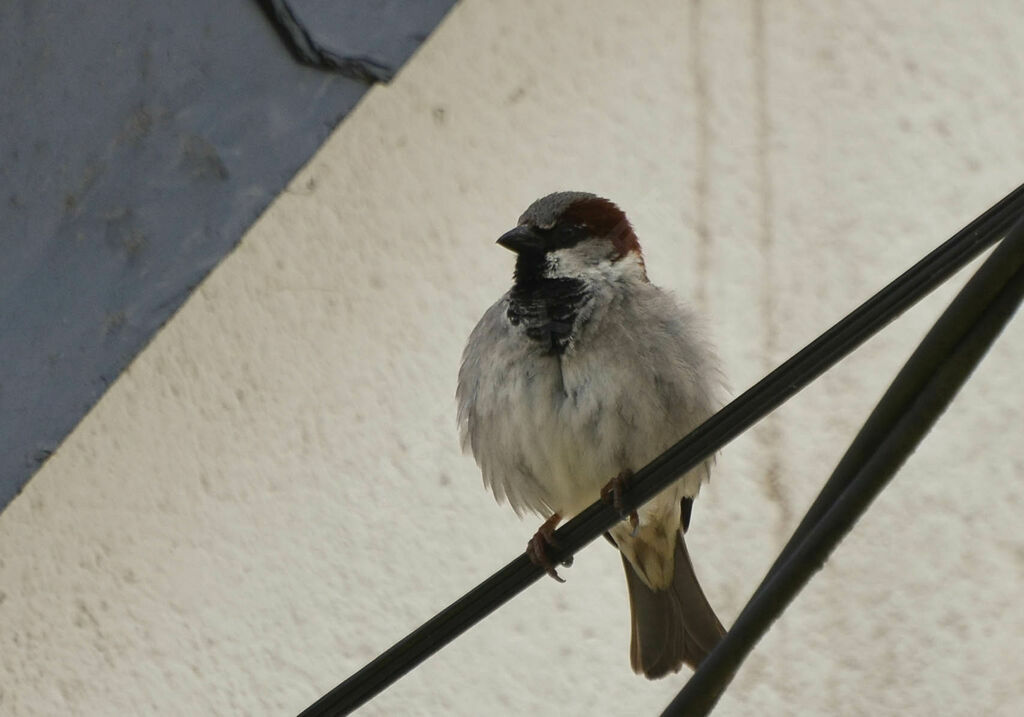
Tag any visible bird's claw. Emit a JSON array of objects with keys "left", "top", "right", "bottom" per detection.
[
  {"left": 526, "top": 513, "right": 572, "bottom": 582},
  {"left": 601, "top": 469, "right": 640, "bottom": 533}
]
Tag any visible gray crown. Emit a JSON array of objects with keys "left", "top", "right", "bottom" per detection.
[{"left": 518, "top": 191, "right": 596, "bottom": 229}]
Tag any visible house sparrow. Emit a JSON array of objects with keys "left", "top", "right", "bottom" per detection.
[{"left": 457, "top": 191, "right": 726, "bottom": 677}]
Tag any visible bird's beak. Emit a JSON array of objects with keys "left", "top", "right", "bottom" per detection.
[{"left": 496, "top": 225, "right": 544, "bottom": 254}]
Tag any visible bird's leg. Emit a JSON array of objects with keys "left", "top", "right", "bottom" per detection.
[
  {"left": 526, "top": 513, "right": 573, "bottom": 582},
  {"left": 600, "top": 469, "right": 640, "bottom": 536}
]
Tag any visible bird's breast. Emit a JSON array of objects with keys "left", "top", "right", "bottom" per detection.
[{"left": 494, "top": 337, "right": 645, "bottom": 515}]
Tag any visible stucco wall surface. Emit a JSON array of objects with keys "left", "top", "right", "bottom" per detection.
[{"left": 2, "top": 1, "right": 1022, "bottom": 715}]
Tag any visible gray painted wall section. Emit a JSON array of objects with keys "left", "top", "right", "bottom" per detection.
[{"left": 0, "top": 0, "right": 455, "bottom": 510}]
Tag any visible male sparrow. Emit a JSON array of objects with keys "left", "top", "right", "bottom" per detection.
[{"left": 457, "top": 192, "right": 726, "bottom": 677}]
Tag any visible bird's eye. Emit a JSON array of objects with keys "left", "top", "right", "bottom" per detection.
[
  {"left": 543, "top": 221, "right": 590, "bottom": 250},
  {"left": 551, "top": 222, "right": 586, "bottom": 235}
]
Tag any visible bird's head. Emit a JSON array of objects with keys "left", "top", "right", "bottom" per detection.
[{"left": 497, "top": 192, "right": 647, "bottom": 285}]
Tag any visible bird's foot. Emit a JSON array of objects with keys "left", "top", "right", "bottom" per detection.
[
  {"left": 600, "top": 469, "right": 640, "bottom": 536},
  {"left": 527, "top": 513, "right": 573, "bottom": 582}
]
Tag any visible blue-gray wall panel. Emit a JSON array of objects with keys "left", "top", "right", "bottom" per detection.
[{"left": 0, "top": 0, "right": 455, "bottom": 510}]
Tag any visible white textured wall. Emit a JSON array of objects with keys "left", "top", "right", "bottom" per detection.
[{"left": 3, "top": 1, "right": 1023, "bottom": 715}]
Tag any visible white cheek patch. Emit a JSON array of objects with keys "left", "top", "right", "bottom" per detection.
[
  {"left": 544, "top": 245, "right": 647, "bottom": 284},
  {"left": 545, "top": 246, "right": 611, "bottom": 278}
]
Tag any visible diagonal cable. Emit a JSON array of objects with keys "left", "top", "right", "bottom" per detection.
[
  {"left": 298, "top": 184, "right": 1024, "bottom": 717},
  {"left": 662, "top": 211, "right": 1024, "bottom": 716}
]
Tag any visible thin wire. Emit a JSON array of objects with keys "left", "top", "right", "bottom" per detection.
[
  {"left": 662, "top": 212, "right": 1024, "bottom": 716},
  {"left": 298, "top": 184, "right": 1024, "bottom": 717}
]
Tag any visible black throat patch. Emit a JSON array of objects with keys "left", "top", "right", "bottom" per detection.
[{"left": 507, "top": 254, "right": 590, "bottom": 354}]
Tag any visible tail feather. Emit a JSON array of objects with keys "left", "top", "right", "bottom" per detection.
[{"left": 621, "top": 531, "right": 725, "bottom": 678}]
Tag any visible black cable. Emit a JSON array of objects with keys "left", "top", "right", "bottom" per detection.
[
  {"left": 662, "top": 211, "right": 1024, "bottom": 716},
  {"left": 757, "top": 205, "right": 1024, "bottom": 595},
  {"left": 298, "top": 184, "right": 1024, "bottom": 717}
]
